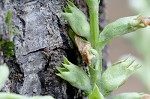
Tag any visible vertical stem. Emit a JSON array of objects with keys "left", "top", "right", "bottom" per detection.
[
  {"left": 89, "top": 5, "right": 102, "bottom": 71},
  {"left": 98, "top": 48, "right": 102, "bottom": 71},
  {"left": 90, "top": 7, "right": 99, "bottom": 50}
]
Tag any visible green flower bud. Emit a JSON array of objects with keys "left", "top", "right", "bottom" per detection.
[
  {"left": 56, "top": 57, "right": 92, "bottom": 93},
  {"left": 88, "top": 84, "right": 104, "bottom": 99},
  {"left": 112, "top": 93, "right": 150, "bottom": 99},
  {"left": 62, "top": 1, "right": 90, "bottom": 40},
  {"left": 99, "top": 16, "right": 150, "bottom": 46},
  {"left": 102, "top": 56, "right": 141, "bottom": 94},
  {"left": 0, "top": 64, "right": 9, "bottom": 90},
  {"left": 89, "top": 49, "right": 100, "bottom": 70}
]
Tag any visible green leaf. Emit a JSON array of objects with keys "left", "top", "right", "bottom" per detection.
[
  {"left": 89, "top": 66, "right": 101, "bottom": 88},
  {"left": 62, "top": 1, "right": 90, "bottom": 41},
  {"left": 0, "top": 93, "right": 25, "bottom": 99},
  {"left": 67, "top": 28, "right": 76, "bottom": 46},
  {"left": 0, "top": 64, "right": 9, "bottom": 90},
  {"left": 56, "top": 57, "right": 92, "bottom": 94},
  {"left": 112, "top": 93, "right": 150, "bottom": 99},
  {"left": 5, "top": 41, "right": 15, "bottom": 58},
  {"left": 102, "top": 56, "right": 141, "bottom": 95},
  {"left": 0, "top": 40, "right": 5, "bottom": 47},
  {"left": 99, "top": 15, "right": 149, "bottom": 46},
  {"left": 0, "top": 92, "right": 54, "bottom": 99},
  {"left": 88, "top": 84, "right": 104, "bottom": 99},
  {"left": 5, "top": 10, "right": 11, "bottom": 24},
  {"left": 31, "top": 96, "right": 54, "bottom": 99},
  {"left": 11, "top": 28, "right": 19, "bottom": 35}
]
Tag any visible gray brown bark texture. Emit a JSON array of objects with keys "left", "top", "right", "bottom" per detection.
[{"left": 0, "top": 0, "right": 108, "bottom": 99}]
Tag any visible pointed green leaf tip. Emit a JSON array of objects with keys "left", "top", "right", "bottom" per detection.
[
  {"left": 112, "top": 93, "right": 150, "bottom": 99},
  {"left": 62, "top": 1, "right": 90, "bottom": 41},
  {"left": 99, "top": 15, "right": 150, "bottom": 46},
  {"left": 88, "top": 84, "right": 104, "bottom": 99},
  {"left": 56, "top": 56, "right": 92, "bottom": 93},
  {"left": 0, "top": 64, "right": 9, "bottom": 90},
  {"left": 102, "top": 56, "right": 141, "bottom": 95}
]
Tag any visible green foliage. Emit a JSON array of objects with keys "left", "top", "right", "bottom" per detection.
[
  {"left": 86, "top": 0, "right": 100, "bottom": 10},
  {"left": 102, "top": 56, "right": 141, "bottom": 95},
  {"left": 58, "top": 0, "right": 150, "bottom": 98},
  {"left": 5, "top": 10, "right": 19, "bottom": 36},
  {"left": 56, "top": 57, "right": 92, "bottom": 93},
  {"left": 88, "top": 66, "right": 101, "bottom": 89},
  {"left": 0, "top": 35, "right": 15, "bottom": 58},
  {"left": 99, "top": 15, "right": 146, "bottom": 46},
  {"left": 0, "top": 1, "right": 150, "bottom": 99},
  {"left": 30, "top": 96, "right": 54, "bottom": 99},
  {"left": 62, "top": 0, "right": 90, "bottom": 41},
  {"left": 88, "top": 84, "right": 104, "bottom": 99},
  {"left": 86, "top": 0, "right": 100, "bottom": 49},
  {"left": 0, "top": 64, "right": 9, "bottom": 90},
  {"left": 0, "top": 10, "right": 18, "bottom": 58},
  {"left": 5, "top": 10, "right": 11, "bottom": 24},
  {"left": 0, "top": 93, "right": 54, "bottom": 99},
  {"left": 88, "top": 48, "right": 100, "bottom": 70}
]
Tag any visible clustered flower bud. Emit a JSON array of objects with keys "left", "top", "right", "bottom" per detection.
[
  {"left": 62, "top": 1, "right": 90, "bottom": 40},
  {"left": 102, "top": 56, "right": 141, "bottom": 93},
  {"left": 99, "top": 16, "right": 150, "bottom": 46},
  {"left": 56, "top": 57, "right": 92, "bottom": 93}
]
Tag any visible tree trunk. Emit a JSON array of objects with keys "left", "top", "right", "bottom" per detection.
[{"left": 0, "top": 0, "right": 107, "bottom": 99}]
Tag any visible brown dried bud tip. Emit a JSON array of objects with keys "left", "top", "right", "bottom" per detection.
[
  {"left": 135, "top": 17, "right": 150, "bottom": 26},
  {"left": 75, "top": 35, "right": 93, "bottom": 64}
]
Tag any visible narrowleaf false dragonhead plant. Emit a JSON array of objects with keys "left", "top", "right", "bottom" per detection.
[{"left": 57, "top": 0, "right": 150, "bottom": 99}]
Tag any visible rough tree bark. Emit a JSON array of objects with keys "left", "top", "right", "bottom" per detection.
[{"left": 0, "top": 0, "right": 107, "bottom": 99}]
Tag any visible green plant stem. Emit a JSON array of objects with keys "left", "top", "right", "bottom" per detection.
[
  {"left": 89, "top": 6, "right": 102, "bottom": 71},
  {"left": 98, "top": 48, "right": 102, "bottom": 71},
  {"left": 89, "top": 7, "right": 99, "bottom": 50}
]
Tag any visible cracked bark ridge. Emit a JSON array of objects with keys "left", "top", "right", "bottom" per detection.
[{"left": 0, "top": 0, "right": 107, "bottom": 99}]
